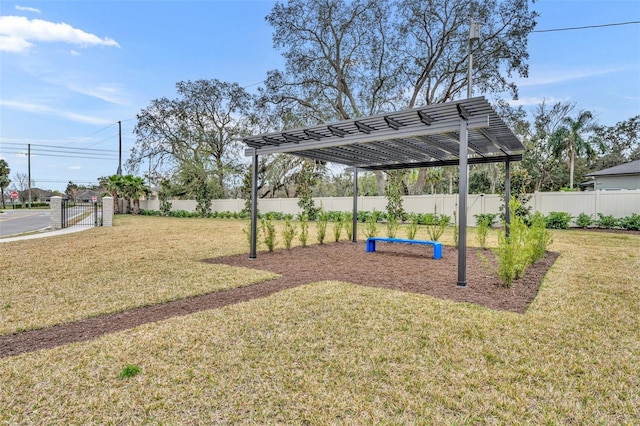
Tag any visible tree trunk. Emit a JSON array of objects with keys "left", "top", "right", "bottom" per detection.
[
  {"left": 413, "top": 168, "right": 427, "bottom": 195},
  {"left": 569, "top": 152, "right": 575, "bottom": 189},
  {"left": 375, "top": 171, "right": 385, "bottom": 196}
]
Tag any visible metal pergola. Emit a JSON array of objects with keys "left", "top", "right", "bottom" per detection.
[{"left": 243, "top": 96, "right": 525, "bottom": 287}]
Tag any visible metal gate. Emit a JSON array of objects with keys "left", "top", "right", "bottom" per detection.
[{"left": 61, "top": 200, "right": 103, "bottom": 228}]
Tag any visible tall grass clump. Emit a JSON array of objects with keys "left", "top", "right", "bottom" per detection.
[
  {"left": 316, "top": 210, "right": 329, "bottom": 244},
  {"left": 343, "top": 212, "right": 353, "bottom": 240},
  {"left": 475, "top": 214, "right": 492, "bottom": 249},
  {"left": 405, "top": 214, "right": 419, "bottom": 240},
  {"left": 260, "top": 216, "right": 277, "bottom": 252},
  {"left": 333, "top": 214, "right": 343, "bottom": 242},
  {"left": 496, "top": 198, "right": 529, "bottom": 287},
  {"left": 363, "top": 209, "right": 379, "bottom": 238},
  {"left": 299, "top": 214, "right": 309, "bottom": 247},
  {"left": 386, "top": 216, "right": 399, "bottom": 238},
  {"left": 282, "top": 216, "right": 297, "bottom": 249},
  {"left": 425, "top": 214, "right": 450, "bottom": 241}
]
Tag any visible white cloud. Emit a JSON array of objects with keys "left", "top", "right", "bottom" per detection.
[
  {"left": 70, "top": 49, "right": 81, "bottom": 56},
  {"left": 65, "top": 83, "right": 130, "bottom": 105},
  {"left": 506, "top": 96, "right": 568, "bottom": 107},
  {"left": 517, "top": 66, "right": 629, "bottom": 88},
  {"left": 0, "top": 16, "right": 120, "bottom": 53},
  {"left": 68, "top": 165, "right": 82, "bottom": 170},
  {"left": 15, "top": 5, "right": 41, "bottom": 14},
  {"left": 0, "top": 99, "right": 113, "bottom": 125}
]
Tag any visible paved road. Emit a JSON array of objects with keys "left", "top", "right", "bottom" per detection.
[{"left": 0, "top": 209, "right": 52, "bottom": 237}]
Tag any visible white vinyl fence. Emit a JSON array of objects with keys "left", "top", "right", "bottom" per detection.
[{"left": 140, "top": 190, "right": 640, "bottom": 223}]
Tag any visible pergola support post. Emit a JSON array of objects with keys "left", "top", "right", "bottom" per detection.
[
  {"left": 249, "top": 149, "right": 258, "bottom": 259},
  {"left": 505, "top": 157, "right": 511, "bottom": 237},
  {"left": 352, "top": 167, "right": 358, "bottom": 243},
  {"left": 457, "top": 117, "right": 469, "bottom": 288}
]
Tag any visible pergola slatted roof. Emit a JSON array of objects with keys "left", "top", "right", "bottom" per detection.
[{"left": 243, "top": 97, "right": 525, "bottom": 169}]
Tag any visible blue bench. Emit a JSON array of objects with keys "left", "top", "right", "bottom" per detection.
[{"left": 366, "top": 237, "right": 443, "bottom": 259}]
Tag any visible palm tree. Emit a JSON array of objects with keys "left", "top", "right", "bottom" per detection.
[
  {"left": 100, "top": 175, "right": 124, "bottom": 214},
  {"left": 122, "top": 175, "right": 150, "bottom": 215},
  {"left": 548, "top": 110, "right": 599, "bottom": 189}
]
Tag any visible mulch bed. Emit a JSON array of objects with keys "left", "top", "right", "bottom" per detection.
[{"left": 0, "top": 242, "right": 558, "bottom": 359}]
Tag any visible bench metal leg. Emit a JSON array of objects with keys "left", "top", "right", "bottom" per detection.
[
  {"left": 433, "top": 244, "right": 442, "bottom": 260},
  {"left": 366, "top": 239, "right": 376, "bottom": 252}
]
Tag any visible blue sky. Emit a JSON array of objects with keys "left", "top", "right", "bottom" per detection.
[{"left": 0, "top": 0, "right": 639, "bottom": 192}]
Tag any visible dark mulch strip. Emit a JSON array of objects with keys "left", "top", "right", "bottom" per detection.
[{"left": 0, "top": 242, "right": 558, "bottom": 359}]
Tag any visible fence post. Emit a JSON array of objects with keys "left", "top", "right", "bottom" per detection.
[
  {"left": 50, "top": 196, "right": 62, "bottom": 229},
  {"left": 102, "top": 197, "right": 114, "bottom": 227}
]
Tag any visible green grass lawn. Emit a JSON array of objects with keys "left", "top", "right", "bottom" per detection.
[{"left": 1, "top": 216, "right": 639, "bottom": 424}]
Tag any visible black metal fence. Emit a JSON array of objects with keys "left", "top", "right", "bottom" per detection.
[{"left": 61, "top": 200, "right": 103, "bottom": 228}]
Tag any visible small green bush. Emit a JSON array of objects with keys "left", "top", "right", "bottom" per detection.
[
  {"left": 496, "top": 198, "right": 530, "bottom": 287},
  {"left": 363, "top": 211, "right": 378, "bottom": 238},
  {"left": 386, "top": 216, "right": 399, "bottom": 238},
  {"left": 575, "top": 213, "right": 593, "bottom": 228},
  {"left": 332, "top": 215, "right": 343, "bottom": 242},
  {"left": 596, "top": 213, "right": 619, "bottom": 229},
  {"left": 299, "top": 214, "right": 309, "bottom": 247},
  {"left": 343, "top": 212, "right": 354, "bottom": 240},
  {"left": 474, "top": 213, "right": 498, "bottom": 227},
  {"left": 425, "top": 215, "right": 449, "bottom": 241},
  {"left": 282, "top": 217, "right": 297, "bottom": 249},
  {"left": 260, "top": 217, "right": 277, "bottom": 251},
  {"left": 545, "top": 212, "right": 572, "bottom": 229},
  {"left": 316, "top": 210, "right": 329, "bottom": 244},
  {"left": 405, "top": 215, "right": 419, "bottom": 240},
  {"left": 620, "top": 213, "right": 640, "bottom": 231},
  {"left": 529, "top": 212, "right": 553, "bottom": 264},
  {"left": 475, "top": 214, "right": 492, "bottom": 249}
]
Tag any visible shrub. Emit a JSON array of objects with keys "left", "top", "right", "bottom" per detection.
[
  {"left": 475, "top": 214, "right": 492, "bottom": 249},
  {"left": 575, "top": 213, "right": 593, "bottom": 228},
  {"left": 282, "top": 217, "right": 297, "bottom": 249},
  {"left": 545, "top": 212, "right": 572, "bottom": 229},
  {"left": 363, "top": 211, "right": 378, "bottom": 238},
  {"left": 260, "top": 217, "right": 277, "bottom": 252},
  {"left": 405, "top": 215, "right": 419, "bottom": 240},
  {"left": 620, "top": 213, "right": 640, "bottom": 231},
  {"left": 299, "top": 214, "right": 309, "bottom": 247},
  {"left": 596, "top": 213, "right": 619, "bottom": 229},
  {"left": 496, "top": 198, "right": 530, "bottom": 287},
  {"left": 386, "top": 216, "right": 399, "bottom": 238},
  {"left": 316, "top": 210, "right": 329, "bottom": 244},
  {"left": 332, "top": 215, "right": 343, "bottom": 242},
  {"left": 528, "top": 212, "right": 553, "bottom": 264},
  {"left": 343, "top": 212, "right": 354, "bottom": 240},
  {"left": 425, "top": 215, "right": 449, "bottom": 241},
  {"left": 474, "top": 213, "right": 498, "bottom": 227}
]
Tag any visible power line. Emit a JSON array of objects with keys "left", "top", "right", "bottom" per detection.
[
  {"left": 2, "top": 142, "right": 118, "bottom": 153},
  {"left": 532, "top": 21, "right": 640, "bottom": 33}
]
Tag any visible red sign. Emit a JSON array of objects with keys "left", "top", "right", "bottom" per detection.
[
  {"left": 10, "top": 191, "right": 18, "bottom": 199},
  {"left": 92, "top": 195, "right": 98, "bottom": 202}
]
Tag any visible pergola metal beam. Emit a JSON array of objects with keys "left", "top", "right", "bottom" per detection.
[{"left": 245, "top": 115, "right": 489, "bottom": 157}]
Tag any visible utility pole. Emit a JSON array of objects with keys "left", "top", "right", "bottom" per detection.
[
  {"left": 467, "top": 2, "right": 480, "bottom": 98},
  {"left": 28, "top": 143, "right": 32, "bottom": 209},
  {"left": 117, "top": 120, "right": 122, "bottom": 176}
]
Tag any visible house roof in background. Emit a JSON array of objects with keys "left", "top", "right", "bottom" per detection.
[
  {"left": 243, "top": 97, "right": 524, "bottom": 171},
  {"left": 587, "top": 159, "right": 640, "bottom": 177}
]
